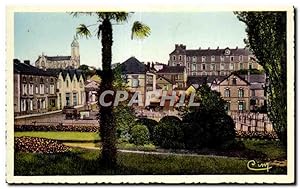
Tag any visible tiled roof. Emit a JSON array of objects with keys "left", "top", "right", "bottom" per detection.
[
  {"left": 14, "top": 59, "right": 53, "bottom": 76},
  {"left": 157, "top": 65, "right": 185, "bottom": 74},
  {"left": 118, "top": 57, "right": 146, "bottom": 74},
  {"left": 170, "top": 45, "right": 252, "bottom": 56},
  {"left": 219, "top": 73, "right": 251, "bottom": 85},
  {"left": 240, "top": 74, "right": 266, "bottom": 83},
  {"left": 45, "top": 56, "right": 71, "bottom": 61},
  {"left": 47, "top": 68, "right": 84, "bottom": 81},
  {"left": 157, "top": 75, "right": 174, "bottom": 85}
]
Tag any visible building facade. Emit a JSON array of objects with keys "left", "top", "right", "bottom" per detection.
[
  {"left": 168, "top": 44, "right": 262, "bottom": 76},
  {"left": 14, "top": 59, "right": 57, "bottom": 116},
  {"left": 35, "top": 38, "right": 80, "bottom": 69},
  {"left": 218, "top": 73, "right": 251, "bottom": 112},
  {"left": 48, "top": 69, "right": 85, "bottom": 109},
  {"left": 156, "top": 65, "right": 187, "bottom": 90}
]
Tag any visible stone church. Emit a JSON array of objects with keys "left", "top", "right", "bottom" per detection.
[{"left": 35, "top": 38, "right": 80, "bottom": 69}]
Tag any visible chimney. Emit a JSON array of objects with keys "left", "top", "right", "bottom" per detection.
[
  {"left": 217, "top": 46, "right": 219, "bottom": 50},
  {"left": 147, "top": 62, "right": 150, "bottom": 71},
  {"left": 13, "top": 59, "right": 20, "bottom": 64},
  {"left": 199, "top": 47, "right": 201, "bottom": 50},
  {"left": 24, "top": 60, "right": 30, "bottom": 65},
  {"left": 175, "top": 44, "right": 179, "bottom": 49},
  {"left": 151, "top": 62, "right": 154, "bottom": 69},
  {"left": 236, "top": 46, "right": 238, "bottom": 49},
  {"left": 208, "top": 47, "right": 210, "bottom": 50}
]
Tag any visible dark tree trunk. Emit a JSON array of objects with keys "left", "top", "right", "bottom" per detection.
[{"left": 98, "top": 18, "right": 117, "bottom": 168}]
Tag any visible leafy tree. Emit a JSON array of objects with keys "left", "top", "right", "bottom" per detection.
[
  {"left": 72, "top": 12, "right": 150, "bottom": 167},
  {"left": 136, "top": 118, "right": 158, "bottom": 140},
  {"left": 78, "top": 64, "right": 96, "bottom": 79},
  {"left": 235, "top": 12, "right": 287, "bottom": 145},
  {"left": 182, "top": 84, "right": 235, "bottom": 149}
]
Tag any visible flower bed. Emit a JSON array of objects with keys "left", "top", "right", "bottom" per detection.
[{"left": 15, "top": 136, "right": 70, "bottom": 153}]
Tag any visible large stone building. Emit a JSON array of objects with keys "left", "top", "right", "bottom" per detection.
[
  {"left": 168, "top": 44, "right": 262, "bottom": 76},
  {"left": 35, "top": 38, "right": 80, "bottom": 69},
  {"left": 14, "top": 59, "right": 58, "bottom": 116},
  {"left": 156, "top": 65, "right": 187, "bottom": 90}
]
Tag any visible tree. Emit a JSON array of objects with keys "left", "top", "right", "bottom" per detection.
[
  {"left": 235, "top": 12, "right": 287, "bottom": 145},
  {"left": 72, "top": 12, "right": 150, "bottom": 167},
  {"left": 182, "top": 84, "right": 235, "bottom": 149}
]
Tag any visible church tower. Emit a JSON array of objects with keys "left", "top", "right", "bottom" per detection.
[{"left": 71, "top": 36, "right": 80, "bottom": 68}]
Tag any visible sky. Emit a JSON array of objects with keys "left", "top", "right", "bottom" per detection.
[{"left": 14, "top": 12, "right": 247, "bottom": 69}]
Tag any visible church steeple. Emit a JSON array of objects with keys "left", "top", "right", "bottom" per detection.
[{"left": 71, "top": 36, "right": 80, "bottom": 68}]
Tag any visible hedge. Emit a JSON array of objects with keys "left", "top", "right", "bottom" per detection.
[{"left": 15, "top": 124, "right": 99, "bottom": 132}]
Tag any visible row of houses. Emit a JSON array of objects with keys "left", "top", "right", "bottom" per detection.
[
  {"left": 14, "top": 59, "right": 86, "bottom": 116},
  {"left": 117, "top": 56, "right": 267, "bottom": 112}
]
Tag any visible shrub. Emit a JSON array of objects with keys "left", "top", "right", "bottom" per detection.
[
  {"left": 182, "top": 109, "right": 236, "bottom": 150},
  {"left": 136, "top": 118, "right": 158, "bottom": 140},
  {"left": 129, "top": 124, "right": 150, "bottom": 146},
  {"left": 153, "top": 116, "right": 185, "bottom": 149},
  {"left": 15, "top": 124, "right": 98, "bottom": 132},
  {"left": 114, "top": 105, "right": 136, "bottom": 141}
]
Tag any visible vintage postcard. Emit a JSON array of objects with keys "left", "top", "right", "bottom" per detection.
[{"left": 6, "top": 5, "right": 295, "bottom": 184}]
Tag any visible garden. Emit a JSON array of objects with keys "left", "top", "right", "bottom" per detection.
[{"left": 14, "top": 85, "right": 287, "bottom": 175}]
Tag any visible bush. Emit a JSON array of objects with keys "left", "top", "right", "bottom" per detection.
[
  {"left": 15, "top": 124, "right": 98, "bottom": 132},
  {"left": 129, "top": 124, "right": 150, "bottom": 146},
  {"left": 182, "top": 110, "right": 236, "bottom": 150},
  {"left": 153, "top": 116, "right": 185, "bottom": 149},
  {"left": 136, "top": 118, "right": 158, "bottom": 140}
]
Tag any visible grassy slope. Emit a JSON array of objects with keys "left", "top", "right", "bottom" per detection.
[{"left": 14, "top": 148, "right": 286, "bottom": 175}]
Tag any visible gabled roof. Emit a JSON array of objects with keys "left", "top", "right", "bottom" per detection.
[
  {"left": 219, "top": 73, "right": 251, "bottom": 85},
  {"left": 157, "top": 65, "right": 185, "bottom": 74},
  {"left": 118, "top": 57, "right": 146, "bottom": 74},
  {"left": 47, "top": 68, "right": 84, "bottom": 81},
  {"left": 157, "top": 75, "right": 174, "bottom": 85},
  {"left": 14, "top": 59, "right": 53, "bottom": 77}
]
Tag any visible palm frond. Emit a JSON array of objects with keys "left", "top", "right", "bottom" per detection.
[
  {"left": 70, "top": 12, "right": 94, "bottom": 17},
  {"left": 131, "top": 21, "right": 151, "bottom": 40},
  {"left": 76, "top": 24, "right": 92, "bottom": 39}
]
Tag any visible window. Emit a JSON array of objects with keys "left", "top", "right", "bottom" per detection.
[
  {"left": 192, "top": 56, "right": 197, "bottom": 62},
  {"left": 238, "top": 101, "right": 244, "bottom": 111},
  {"left": 179, "top": 55, "right": 182, "bottom": 61},
  {"left": 173, "top": 55, "right": 176, "bottom": 61},
  {"left": 232, "top": 78, "right": 237, "bottom": 85},
  {"left": 22, "top": 84, "right": 27, "bottom": 95},
  {"left": 187, "top": 56, "right": 190, "bottom": 61},
  {"left": 50, "top": 84, "right": 55, "bottom": 94},
  {"left": 29, "top": 84, "right": 33, "bottom": 95},
  {"left": 220, "top": 71, "right": 225, "bottom": 76},
  {"left": 192, "top": 63, "right": 196, "bottom": 71},
  {"left": 220, "top": 56, "right": 224, "bottom": 62},
  {"left": 238, "top": 88, "right": 244, "bottom": 97},
  {"left": 22, "top": 76, "right": 27, "bottom": 83},
  {"left": 224, "top": 89, "right": 230, "bottom": 97},
  {"left": 225, "top": 101, "right": 230, "bottom": 111},
  {"left": 40, "top": 78, "right": 44, "bottom": 83},
  {"left": 240, "top": 63, "right": 243, "bottom": 70},
  {"left": 230, "top": 63, "right": 234, "bottom": 70},
  {"left": 66, "top": 80, "right": 69, "bottom": 88},
  {"left": 220, "top": 63, "right": 225, "bottom": 70},
  {"left": 201, "top": 56, "right": 206, "bottom": 62},
  {"left": 40, "top": 84, "right": 44, "bottom": 94},
  {"left": 35, "top": 85, "right": 39, "bottom": 94},
  {"left": 230, "top": 56, "right": 234, "bottom": 61},
  {"left": 211, "top": 55, "right": 215, "bottom": 62},
  {"left": 251, "top": 89, "right": 255, "bottom": 96},
  {"left": 210, "top": 64, "right": 215, "bottom": 71},
  {"left": 29, "top": 99, "right": 33, "bottom": 111},
  {"left": 239, "top": 55, "right": 243, "bottom": 61},
  {"left": 249, "top": 63, "right": 252, "bottom": 69},
  {"left": 131, "top": 75, "right": 139, "bottom": 88},
  {"left": 73, "top": 93, "right": 77, "bottom": 106},
  {"left": 66, "top": 93, "right": 71, "bottom": 106},
  {"left": 192, "top": 72, "right": 196, "bottom": 76},
  {"left": 202, "top": 64, "right": 206, "bottom": 70}
]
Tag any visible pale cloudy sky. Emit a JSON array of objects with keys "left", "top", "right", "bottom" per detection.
[{"left": 14, "top": 12, "right": 247, "bottom": 69}]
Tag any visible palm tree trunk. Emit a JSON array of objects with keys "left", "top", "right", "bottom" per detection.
[{"left": 98, "top": 18, "right": 117, "bottom": 167}]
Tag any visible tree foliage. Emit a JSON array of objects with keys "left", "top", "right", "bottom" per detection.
[
  {"left": 129, "top": 124, "right": 150, "bottom": 146},
  {"left": 235, "top": 11, "right": 287, "bottom": 145}
]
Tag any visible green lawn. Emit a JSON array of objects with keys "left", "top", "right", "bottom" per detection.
[
  {"left": 14, "top": 148, "right": 286, "bottom": 175},
  {"left": 15, "top": 132, "right": 100, "bottom": 141}
]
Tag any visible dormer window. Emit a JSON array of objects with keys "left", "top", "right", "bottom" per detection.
[
  {"left": 232, "top": 78, "right": 237, "bottom": 85},
  {"left": 225, "top": 49, "right": 230, "bottom": 55},
  {"left": 192, "top": 56, "right": 197, "bottom": 62},
  {"left": 201, "top": 56, "right": 206, "bottom": 62}
]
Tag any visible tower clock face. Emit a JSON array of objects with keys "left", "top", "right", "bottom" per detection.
[{"left": 225, "top": 49, "right": 230, "bottom": 55}]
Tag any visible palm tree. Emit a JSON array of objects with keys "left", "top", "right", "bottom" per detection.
[{"left": 71, "top": 12, "right": 150, "bottom": 168}]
